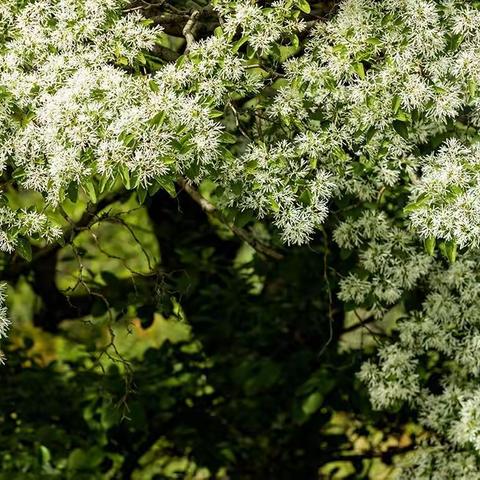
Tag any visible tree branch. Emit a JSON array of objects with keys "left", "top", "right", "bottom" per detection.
[
  {"left": 177, "top": 177, "right": 284, "bottom": 261},
  {"left": 341, "top": 316, "right": 377, "bottom": 334},
  {"left": 182, "top": 10, "right": 200, "bottom": 53}
]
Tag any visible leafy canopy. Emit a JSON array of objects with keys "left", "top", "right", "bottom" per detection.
[{"left": 3, "top": 0, "right": 480, "bottom": 478}]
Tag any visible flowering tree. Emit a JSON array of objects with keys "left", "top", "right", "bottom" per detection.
[{"left": 3, "top": 0, "right": 480, "bottom": 477}]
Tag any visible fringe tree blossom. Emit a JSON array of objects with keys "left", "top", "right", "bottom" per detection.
[
  {"left": 361, "top": 257, "right": 480, "bottom": 476},
  {"left": 335, "top": 211, "right": 433, "bottom": 315},
  {"left": 409, "top": 140, "right": 480, "bottom": 249},
  {"left": 214, "top": 0, "right": 306, "bottom": 55}
]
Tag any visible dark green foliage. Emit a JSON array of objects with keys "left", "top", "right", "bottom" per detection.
[{"left": 0, "top": 190, "right": 411, "bottom": 479}]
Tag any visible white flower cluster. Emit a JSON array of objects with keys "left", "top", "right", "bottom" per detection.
[
  {"left": 214, "top": 0, "right": 306, "bottom": 54},
  {"left": 359, "top": 344, "right": 421, "bottom": 410},
  {"left": 2, "top": 0, "right": 300, "bottom": 196},
  {"left": 361, "top": 256, "right": 480, "bottom": 475},
  {"left": 0, "top": 207, "right": 61, "bottom": 253},
  {"left": 3, "top": 0, "right": 480, "bottom": 249},
  {"left": 409, "top": 139, "right": 480, "bottom": 248},
  {"left": 0, "top": 0, "right": 265, "bottom": 243},
  {"left": 217, "top": 0, "right": 480, "bottom": 245},
  {"left": 280, "top": 0, "right": 480, "bottom": 472},
  {"left": 263, "top": 0, "right": 480, "bottom": 212},
  {"left": 171, "top": 36, "right": 262, "bottom": 104},
  {"left": 220, "top": 140, "right": 335, "bottom": 244},
  {"left": 0, "top": 0, "right": 162, "bottom": 207},
  {"left": 335, "top": 211, "right": 432, "bottom": 314},
  {"left": 398, "top": 443, "right": 480, "bottom": 480}
]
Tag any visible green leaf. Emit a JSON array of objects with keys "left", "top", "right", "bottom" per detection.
[
  {"left": 67, "top": 448, "right": 103, "bottom": 471},
  {"left": 98, "top": 175, "right": 116, "bottom": 194},
  {"left": 208, "top": 109, "right": 224, "bottom": 118},
  {"left": 364, "top": 126, "right": 376, "bottom": 143},
  {"left": 12, "top": 167, "right": 26, "bottom": 181},
  {"left": 404, "top": 195, "right": 428, "bottom": 213},
  {"left": 468, "top": 79, "right": 477, "bottom": 99},
  {"left": 149, "top": 80, "right": 159, "bottom": 92},
  {"left": 137, "top": 187, "right": 148, "bottom": 205},
  {"left": 299, "top": 189, "right": 312, "bottom": 206},
  {"left": 297, "top": 0, "right": 311, "bottom": 14},
  {"left": 137, "top": 52, "right": 146, "bottom": 65},
  {"left": 424, "top": 236, "right": 436, "bottom": 256},
  {"left": 450, "top": 33, "right": 464, "bottom": 50},
  {"left": 270, "top": 43, "right": 282, "bottom": 60},
  {"left": 367, "top": 36, "right": 382, "bottom": 46},
  {"left": 148, "top": 111, "right": 165, "bottom": 126},
  {"left": 291, "top": 34, "right": 300, "bottom": 49},
  {"left": 445, "top": 240, "right": 457, "bottom": 263},
  {"left": 246, "top": 45, "right": 256, "bottom": 59},
  {"left": 157, "top": 177, "right": 177, "bottom": 198},
  {"left": 120, "top": 132, "right": 136, "bottom": 147},
  {"left": 392, "top": 120, "right": 409, "bottom": 140},
  {"left": 38, "top": 445, "right": 51, "bottom": 466},
  {"left": 232, "top": 36, "right": 249, "bottom": 53},
  {"left": 302, "top": 392, "right": 323, "bottom": 415},
  {"left": 220, "top": 132, "right": 237, "bottom": 144},
  {"left": 16, "top": 236, "right": 32, "bottom": 262},
  {"left": 395, "top": 111, "right": 410, "bottom": 122},
  {"left": 67, "top": 182, "right": 78, "bottom": 203},
  {"left": 392, "top": 95, "right": 401, "bottom": 113},
  {"left": 84, "top": 180, "right": 97, "bottom": 203},
  {"left": 175, "top": 54, "right": 186, "bottom": 68},
  {"left": 119, "top": 165, "right": 131, "bottom": 190},
  {"left": 353, "top": 62, "right": 365, "bottom": 80},
  {"left": 270, "top": 196, "right": 280, "bottom": 213}
]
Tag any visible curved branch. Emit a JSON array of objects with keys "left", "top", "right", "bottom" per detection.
[{"left": 177, "top": 177, "right": 284, "bottom": 261}]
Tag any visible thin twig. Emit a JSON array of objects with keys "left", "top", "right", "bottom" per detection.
[
  {"left": 352, "top": 309, "right": 386, "bottom": 344},
  {"left": 341, "top": 315, "right": 377, "bottom": 334},
  {"left": 227, "top": 101, "right": 252, "bottom": 141},
  {"left": 318, "top": 226, "right": 334, "bottom": 357}
]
